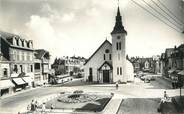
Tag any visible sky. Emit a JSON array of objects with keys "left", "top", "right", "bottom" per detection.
[{"left": 0, "top": 0, "right": 184, "bottom": 62}]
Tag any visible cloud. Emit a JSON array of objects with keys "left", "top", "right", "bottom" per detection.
[
  {"left": 86, "top": 7, "right": 99, "bottom": 17},
  {"left": 61, "top": 12, "right": 75, "bottom": 22},
  {"left": 25, "top": 15, "right": 62, "bottom": 61}
]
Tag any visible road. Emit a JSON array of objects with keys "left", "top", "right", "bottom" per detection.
[{"left": 0, "top": 76, "right": 182, "bottom": 114}]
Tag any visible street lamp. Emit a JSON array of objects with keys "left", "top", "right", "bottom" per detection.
[{"left": 178, "top": 74, "right": 183, "bottom": 101}]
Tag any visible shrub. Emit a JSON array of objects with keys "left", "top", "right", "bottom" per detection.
[
  {"left": 73, "top": 90, "right": 83, "bottom": 94},
  {"left": 68, "top": 94, "right": 80, "bottom": 99}
]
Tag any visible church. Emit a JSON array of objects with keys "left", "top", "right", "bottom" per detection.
[{"left": 84, "top": 5, "right": 134, "bottom": 83}]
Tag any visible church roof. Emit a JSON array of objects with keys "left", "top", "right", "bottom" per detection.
[
  {"left": 84, "top": 40, "right": 112, "bottom": 65},
  {"left": 111, "top": 7, "right": 127, "bottom": 35}
]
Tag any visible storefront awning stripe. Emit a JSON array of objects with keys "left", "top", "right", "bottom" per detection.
[
  {"left": 0, "top": 80, "right": 15, "bottom": 89},
  {"left": 178, "top": 70, "right": 184, "bottom": 75},
  {"left": 168, "top": 68, "right": 176, "bottom": 73},
  {"left": 13, "top": 78, "right": 26, "bottom": 85},
  {"left": 22, "top": 77, "right": 33, "bottom": 83}
]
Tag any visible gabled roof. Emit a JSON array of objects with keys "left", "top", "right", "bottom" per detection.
[
  {"left": 98, "top": 61, "right": 113, "bottom": 70},
  {"left": 34, "top": 49, "right": 50, "bottom": 59},
  {"left": 84, "top": 40, "right": 112, "bottom": 65}
]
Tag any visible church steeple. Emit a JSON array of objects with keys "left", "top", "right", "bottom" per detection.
[{"left": 111, "top": 6, "right": 127, "bottom": 35}]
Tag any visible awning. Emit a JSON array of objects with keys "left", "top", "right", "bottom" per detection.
[
  {"left": 22, "top": 77, "right": 33, "bottom": 83},
  {"left": 13, "top": 78, "right": 26, "bottom": 85},
  {"left": 168, "top": 69, "right": 176, "bottom": 74},
  {"left": 0, "top": 80, "right": 15, "bottom": 89},
  {"left": 178, "top": 70, "right": 184, "bottom": 75}
]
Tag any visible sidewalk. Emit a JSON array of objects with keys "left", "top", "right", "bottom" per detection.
[
  {"left": 0, "top": 86, "right": 42, "bottom": 100},
  {"left": 102, "top": 94, "right": 123, "bottom": 114},
  {"left": 0, "top": 78, "right": 79, "bottom": 100}
]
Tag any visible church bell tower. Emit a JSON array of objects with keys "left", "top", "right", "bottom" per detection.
[{"left": 111, "top": 5, "right": 127, "bottom": 83}]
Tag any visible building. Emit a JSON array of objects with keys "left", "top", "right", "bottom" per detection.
[
  {"left": 52, "top": 56, "right": 86, "bottom": 76},
  {"left": 130, "top": 56, "right": 161, "bottom": 74},
  {"left": 0, "top": 35, "right": 14, "bottom": 96},
  {"left": 34, "top": 49, "right": 50, "bottom": 86},
  {"left": 84, "top": 6, "right": 134, "bottom": 83},
  {"left": 160, "top": 44, "right": 184, "bottom": 84},
  {"left": 0, "top": 31, "right": 34, "bottom": 95}
]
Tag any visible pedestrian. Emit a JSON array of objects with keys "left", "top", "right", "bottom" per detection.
[
  {"left": 116, "top": 82, "right": 119, "bottom": 90},
  {"left": 35, "top": 100, "right": 39, "bottom": 111},
  {"left": 50, "top": 104, "right": 54, "bottom": 112},
  {"left": 30, "top": 99, "right": 35, "bottom": 111},
  {"left": 27, "top": 104, "right": 31, "bottom": 111},
  {"left": 161, "top": 91, "right": 169, "bottom": 103},
  {"left": 164, "top": 91, "right": 169, "bottom": 100},
  {"left": 41, "top": 102, "right": 46, "bottom": 113}
]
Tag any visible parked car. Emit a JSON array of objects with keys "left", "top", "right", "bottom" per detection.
[{"left": 144, "top": 78, "right": 150, "bottom": 83}]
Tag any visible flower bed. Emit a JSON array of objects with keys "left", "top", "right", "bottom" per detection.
[{"left": 44, "top": 91, "right": 112, "bottom": 112}]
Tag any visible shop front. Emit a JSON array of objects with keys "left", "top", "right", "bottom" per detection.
[
  {"left": 12, "top": 78, "right": 28, "bottom": 91},
  {"left": 0, "top": 79, "right": 15, "bottom": 96}
]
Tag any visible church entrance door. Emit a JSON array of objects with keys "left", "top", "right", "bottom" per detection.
[{"left": 103, "top": 70, "right": 110, "bottom": 83}]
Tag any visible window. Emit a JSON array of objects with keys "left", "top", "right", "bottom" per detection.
[
  {"left": 104, "top": 54, "right": 106, "bottom": 60},
  {"left": 105, "top": 49, "right": 109, "bottom": 53},
  {"left": 13, "top": 65, "right": 18, "bottom": 73},
  {"left": 117, "top": 67, "right": 119, "bottom": 75},
  {"left": 31, "top": 65, "right": 33, "bottom": 72},
  {"left": 22, "top": 52, "right": 24, "bottom": 61},
  {"left": 116, "top": 42, "right": 119, "bottom": 50},
  {"left": 16, "top": 39, "right": 19, "bottom": 46},
  {"left": 89, "top": 68, "right": 93, "bottom": 76},
  {"left": 27, "top": 53, "right": 30, "bottom": 61},
  {"left": 120, "top": 67, "right": 122, "bottom": 75},
  {"left": 22, "top": 41, "right": 24, "bottom": 47},
  {"left": 17, "top": 51, "right": 19, "bottom": 61},
  {"left": 35, "top": 63, "right": 40, "bottom": 70},
  {"left": 3, "top": 68, "right": 8, "bottom": 77},
  {"left": 117, "top": 36, "right": 121, "bottom": 39},
  {"left": 109, "top": 54, "right": 111, "bottom": 60},
  {"left": 27, "top": 42, "right": 30, "bottom": 48},
  {"left": 20, "top": 65, "right": 23, "bottom": 72},
  {"left": 12, "top": 50, "right": 16, "bottom": 61},
  {"left": 119, "top": 42, "right": 121, "bottom": 50}
]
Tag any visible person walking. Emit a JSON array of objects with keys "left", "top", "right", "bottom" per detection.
[
  {"left": 35, "top": 100, "right": 39, "bottom": 112},
  {"left": 41, "top": 102, "right": 46, "bottom": 114},
  {"left": 50, "top": 104, "right": 54, "bottom": 112},
  {"left": 116, "top": 82, "right": 119, "bottom": 90},
  {"left": 30, "top": 100, "right": 35, "bottom": 112},
  {"left": 164, "top": 91, "right": 169, "bottom": 101}
]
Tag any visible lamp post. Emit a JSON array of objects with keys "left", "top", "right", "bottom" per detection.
[{"left": 178, "top": 74, "right": 183, "bottom": 101}]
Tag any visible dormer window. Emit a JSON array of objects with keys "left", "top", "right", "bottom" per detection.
[
  {"left": 21, "top": 40, "right": 24, "bottom": 47},
  {"left": 27, "top": 42, "right": 30, "bottom": 48},
  {"left": 16, "top": 39, "right": 19, "bottom": 46}
]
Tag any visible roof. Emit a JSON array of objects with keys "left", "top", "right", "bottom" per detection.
[
  {"left": 84, "top": 40, "right": 112, "bottom": 65},
  {"left": 165, "top": 48, "right": 174, "bottom": 57},
  {"left": 111, "top": 7, "right": 127, "bottom": 35},
  {"left": 34, "top": 49, "right": 49, "bottom": 59},
  {"left": 98, "top": 61, "right": 113, "bottom": 70}
]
